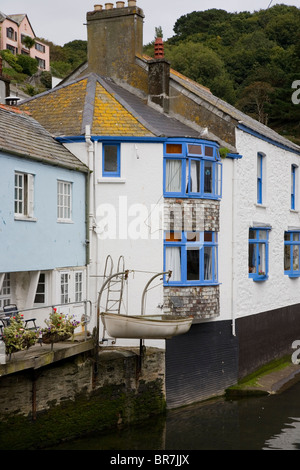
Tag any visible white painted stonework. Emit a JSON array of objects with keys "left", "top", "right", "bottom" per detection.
[{"left": 219, "top": 128, "right": 300, "bottom": 330}]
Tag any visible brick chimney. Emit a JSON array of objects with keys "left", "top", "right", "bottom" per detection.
[
  {"left": 86, "top": 1, "right": 144, "bottom": 83},
  {"left": 148, "top": 37, "right": 170, "bottom": 113}
]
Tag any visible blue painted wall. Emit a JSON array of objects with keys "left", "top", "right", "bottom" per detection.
[{"left": 0, "top": 152, "right": 87, "bottom": 272}]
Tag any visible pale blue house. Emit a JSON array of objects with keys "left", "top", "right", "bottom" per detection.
[{"left": 0, "top": 105, "right": 89, "bottom": 324}]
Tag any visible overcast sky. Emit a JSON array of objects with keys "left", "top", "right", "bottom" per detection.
[{"left": 1, "top": 0, "right": 299, "bottom": 46}]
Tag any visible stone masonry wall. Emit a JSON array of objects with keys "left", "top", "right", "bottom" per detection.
[
  {"left": 164, "top": 285, "right": 220, "bottom": 320},
  {"left": 0, "top": 347, "right": 166, "bottom": 450}
]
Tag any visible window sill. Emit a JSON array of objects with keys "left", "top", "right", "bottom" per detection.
[
  {"left": 290, "top": 209, "right": 299, "bottom": 214},
  {"left": 285, "top": 273, "right": 300, "bottom": 278},
  {"left": 164, "top": 194, "right": 221, "bottom": 200},
  {"left": 164, "top": 282, "right": 220, "bottom": 287},
  {"left": 250, "top": 275, "right": 268, "bottom": 282},
  {"left": 255, "top": 203, "right": 267, "bottom": 209},
  {"left": 14, "top": 215, "right": 37, "bottom": 222},
  {"left": 98, "top": 178, "right": 126, "bottom": 184},
  {"left": 57, "top": 219, "right": 74, "bottom": 224}
]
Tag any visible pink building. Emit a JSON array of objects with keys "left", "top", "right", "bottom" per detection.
[{"left": 0, "top": 12, "right": 50, "bottom": 71}]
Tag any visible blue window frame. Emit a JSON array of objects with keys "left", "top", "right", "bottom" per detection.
[
  {"left": 102, "top": 143, "right": 120, "bottom": 177},
  {"left": 257, "top": 153, "right": 263, "bottom": 204},
  {"left": 164, "top": 231, "right": 218, "bottom": 286},
  {"left": 291, "top": 164, "right": 297, "bottom": 210},
  {"left": 284, "top": 231, "right": 300, "bottom": 277},
  {"left": 248, "top": 228, "right": 270, "bottom": 281},
  {"left": 164, "top": 140, "right": 222, "bottom": 199}
]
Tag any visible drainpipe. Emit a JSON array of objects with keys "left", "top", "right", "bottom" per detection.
[
  {"left": 231, "top": 157, "right": 237, "bottom": 336},
  {"left": 85, "top": 126, "right": 95, "bottom": 316}
]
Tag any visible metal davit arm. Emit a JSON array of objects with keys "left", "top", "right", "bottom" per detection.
[{"left": 141, "top": 271, "right": 172, "bottom": 316}]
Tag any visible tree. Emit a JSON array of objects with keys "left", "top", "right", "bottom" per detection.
[
  {"left": 237, "top": 81, "right": 274, "bottom": 125},
  {"left": 21, "top": 35, "right": 35, "bottom": 50}
]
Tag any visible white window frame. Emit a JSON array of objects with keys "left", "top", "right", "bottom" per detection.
[
  {"left": 57, "top": 269, "right": 85, "bottom": 305},
  {"left": 34, "top": 272, "right": 48, "bottom": 305},
  {"left": 75, "top": 271, "right": 83, "bottom": 302},
  {"left": 14, "top": 172, "right": 35, "bottom": 219},
  {"left": 0, "top": 274, "right": 11, "bottom": 309},
  {"left": 57, "top": 180, "right": 72, "bottom": 222},
  {"left": 60, "top": 272, "right": 69, "bottom": 304}
]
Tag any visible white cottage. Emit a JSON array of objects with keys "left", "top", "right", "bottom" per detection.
[{"left": 19, "top": 2, "right": 300, "bottom": 408}]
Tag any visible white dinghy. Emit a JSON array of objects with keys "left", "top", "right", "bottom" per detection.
[{"left": 97, "top": 268, "right": 193, "bottom": 342}]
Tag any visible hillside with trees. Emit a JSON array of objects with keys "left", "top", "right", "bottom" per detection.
[
  {"left": 144, "top": 4, "right": 300, "bottom": 144},
  {"left": 1, "top": 5, "right": 299, "bottom": 143}
]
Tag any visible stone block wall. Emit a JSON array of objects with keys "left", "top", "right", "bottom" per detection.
[{"left": 0, "top": 347, "right": 166, "bottom": 450}]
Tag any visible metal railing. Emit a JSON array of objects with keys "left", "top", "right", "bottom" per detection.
[{"left": 1, "top": 300, "right": 93, "bottom": 341}]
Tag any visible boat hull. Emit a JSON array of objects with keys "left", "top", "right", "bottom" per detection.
[{"left": 101, "top": 313, "right": 193, "bottom": 339}]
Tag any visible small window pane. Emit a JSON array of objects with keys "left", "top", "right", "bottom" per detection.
[
  {"left": 166, "top": 144, "right": 182, "bottom": 154},
  {"left": 165, "top": 247, "right": 181, "bottom": 281},
  {"left": 284, "top": 244, "right": 291, "bottom": 271},
  {"left": 204, "top": 246, "right": 212, "bottom": 280},
  {"left": 205, "top": 146, "right": 214, "bottom": 157},
  {"left": 204, "top": 161, "right": 213, "bottom": 193},
  {"left": 189, "top": 160, "right": 201, "bottom": 193},
  {"left": 165, "top": 231, "right": 182, "bottom": 242},
  {"left": 188, "top": 144, "right": 202, "bottom": 155},
  {"left": 187, "top": 248, "right": 199, "bottom": 281},
  {"left": 165, "top": 160, "right": 182, "bottom": 193},
  {"left": 104, "top": 146, "right": 118, "bottom": 173},
  {"left": 186, "top": 232, "right": 200, "bottom": 242}
]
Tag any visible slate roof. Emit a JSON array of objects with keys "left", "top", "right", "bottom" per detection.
[
  {"left": 0, "top": 105, "right": 88, "bottom": 172},
  {"left": 170, "top": 68, "right": 300, "bottom": 154},
  {"left": 19, "top": 73, "right": 203, "bottom": 140}
]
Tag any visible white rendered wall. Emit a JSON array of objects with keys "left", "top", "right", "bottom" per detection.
[
  {"left": 220, "top": 128, "right": 300, "bottom": 330},
  {"left": 67, "top": 140, "right": 165, "bottom": 347}
]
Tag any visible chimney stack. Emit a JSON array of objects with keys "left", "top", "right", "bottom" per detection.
[
  {"left": 87, "top": 1, "right": 144, "bottom": 82},
  {"left": 148, "top": 37, "right": 170, "bottom": 113}
]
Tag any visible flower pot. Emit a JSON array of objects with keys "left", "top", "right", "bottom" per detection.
[{"left": 42, "top": 332, "right": 72, "bottom": 344}]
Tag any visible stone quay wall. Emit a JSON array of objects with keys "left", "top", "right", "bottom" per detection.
[{"left": 0, "top": 346, "right": 166, "bottom": 450}]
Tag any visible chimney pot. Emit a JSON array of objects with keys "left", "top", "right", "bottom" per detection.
[
  {"left": 154, "top": 37, "right": 164, "bottom": 59},
  {"left": 105, "top": 2, "right": 114, "bottom": 9},
  {"left": 128, "top": 0, "right": 137, "bottom": 6},
  {"left": 116, "top": 1, "right": 125, "bottom": 7},
  {"left": 94, "top": 4, "right": 103, "bottom": 10}
]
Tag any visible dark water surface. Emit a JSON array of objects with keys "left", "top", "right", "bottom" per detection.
[{"left": 52, "top": 381, "right": 300, "bottom": 450}]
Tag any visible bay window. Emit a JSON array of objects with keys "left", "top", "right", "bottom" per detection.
[
  {"left": 164, "top": 231, "right": 218, "bottom": 285},
  {"left": 164, "top": 140, "right": 222, "bottom": 199}
]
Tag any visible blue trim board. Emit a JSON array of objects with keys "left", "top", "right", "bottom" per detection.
[{"left": 238, "top": 124, "right": 300, "bottom": 155}]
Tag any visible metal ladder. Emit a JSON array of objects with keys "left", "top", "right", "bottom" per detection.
[
  {"left": 100, "top": 256, "right": 126, "bottom": 343},
  {"left": 104, "top": 255, "right": 125, "bottom": 314}
]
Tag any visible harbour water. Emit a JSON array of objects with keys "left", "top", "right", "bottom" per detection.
[{"left": 51, "top": 380, "right": 300, "bottom": 450}]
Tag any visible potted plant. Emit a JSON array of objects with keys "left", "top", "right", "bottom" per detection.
[
  {"left": 3, "top": 314, "right": 39, "bottom": 356},
  {"left": 41, "top": 308, "right": 81, "bottom": 345}
]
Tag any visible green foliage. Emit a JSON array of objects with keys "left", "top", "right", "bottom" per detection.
[
  {"left": 156, "top": 4, "right": 300, "bottom": 140},
  {"left": 16, "top": 54, "right": 38, "bottom": 75},
  {"left": 0, "top": 50, "right": 23, "bottom": 72},
  {"left": 3, "top": 314, "right": 39, "bottom": 355},
  {"left": 21, "top": 35, "right": 35, "bottom": 49}
]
